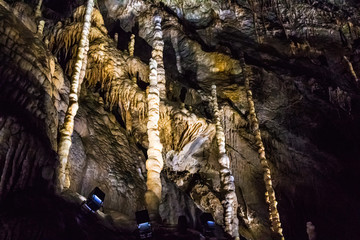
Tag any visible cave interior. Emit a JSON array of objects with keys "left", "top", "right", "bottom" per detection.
[{"left": 0, "top": 0, "right": 360, "bottom": 239}]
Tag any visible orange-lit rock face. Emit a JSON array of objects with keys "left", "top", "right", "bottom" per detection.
[{"left": 1, "top": 0, "right": 360, "bottom": 240}]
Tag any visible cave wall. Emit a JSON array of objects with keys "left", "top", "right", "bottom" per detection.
[{"left": 0, "top": 0, "right": 360, "bottom": 239}]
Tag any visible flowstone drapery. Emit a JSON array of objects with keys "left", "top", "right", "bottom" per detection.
[{"left": 56, "top": 0, "right": 94, "bottom": 191}]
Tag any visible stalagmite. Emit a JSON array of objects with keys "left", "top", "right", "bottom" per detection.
[
  {"left": 34, "top": 0, "right": 42, "bottom": 18},
  {"left": 242, "top": 63, "right": 285, "bottom": 240},
  {"left": 56, "top": 0, "right": 94, "bottom": 191},
  {"left": 211, "top": 85, "right": 239, "bottom": 239},
  {"left": 306, "top": 221, "right": 316, "bottom": 240},
  {"left": 145, "top": 58, "right": 164, "bottom": 215},
  {"left": 152, "top": 15, "right": 166, "bottom": 100}
]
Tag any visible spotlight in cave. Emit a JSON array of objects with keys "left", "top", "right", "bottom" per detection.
[
  {"left": 136, "top": 210, "right": 153, "bottom": 239},
  {"left": 81, "top": 187, "right": 105, "bottom": 213},
  {"left": 200, "top": 213, "right": 216, "bottom": 238}
]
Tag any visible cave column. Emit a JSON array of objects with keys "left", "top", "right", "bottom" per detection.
[
  {"left": 126, "top": 33, "right": 136, "bottom": 132},
  {"left": 144, "top": 14, "right": 166, "bottom": 216},
  {"left": 243, "top": 63, "right": 285, "bottom": 240},
  {"left": 211, "top": 85, "right": 240, "bottom": 239},
  {"left": 56, "top": 0, "right": 94, "bottom": 192},
  {"left": 152, "top": 15, "right": 166, "bottom": 100},
  {"left": 145, "top": 58, "right": 164, "bottom": 216}
]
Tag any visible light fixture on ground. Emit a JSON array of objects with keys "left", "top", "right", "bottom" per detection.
[
  {"left": 81, "top": 187, "right": 105, "bottom": 213},
  {"left": 135, "top": 210, "right": 153, "bottom": 239}
]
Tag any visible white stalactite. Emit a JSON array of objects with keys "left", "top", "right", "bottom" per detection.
[
  {"left": 56, "top": 0, "right": 94, "bottom": 192},
  {"left": 152, "top": 15, "right": 166, "bottom": 100},
  {"left": 243, "top": 64, "right": 285, "bottom": 240},
  {"left": 145, "top": 58, "right": 164, "bottom": 215},
  {"left": 170, "top": 29, "right": 182, "bottom": 74},
  {"left": 211, "top": 85, "right": 239, "bottom": 239}
]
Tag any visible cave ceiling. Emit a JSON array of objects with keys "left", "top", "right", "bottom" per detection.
[{"left": 0, "top": 0, "right": 360, "bottom": 239}]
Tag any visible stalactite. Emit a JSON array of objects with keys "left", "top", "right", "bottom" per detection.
[
  {"left": 170, "top": 29, "right": 182, "bottom": 74},
  {"left": 129, "top": 33, "right": 137, "bottom": 86},
  {"left": 114, "top": 33, "right": 118, "bottom": 44},
  {"left": 56, "top": 0, "right": 94, "bottom": 192},
  {"left": 152, "top": 15, "right": 166, "bottom": 100},
  {"left": 211, "top": 85, "right": 239, "bottom": 239},
  {"left": 343, "top": 56, "right": 359, "bottom": 82},
  {"left": 34, "top": 0, "right": 42, "bottom": 18},
  {"left": 242, "top": 62, "right": 285, "bottom": 240},
  {"left": 129, "top": 34, "right": 135, "bottom": 57},
  {"left": 145, "top": 58, "right": 164, "bottom": 215},
  {"left": 248, "top": 0, "right": 261, "bottom": 43},
  {"left": 37, "top": 20, "right": 45, "bottom": 36},
  {"left": 272, "top": 0, "right": 288, "bottom": 39}
]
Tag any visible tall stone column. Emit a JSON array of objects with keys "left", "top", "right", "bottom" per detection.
[
  {"left": 243, "top": 63, "right": 285, "bottom": 240},
  {"left": 211, "top": 85, "right": 239, "bottom": 239},
  {"left": 57, "top": 0, "right": 94, "bottom": 191},
  {"left": 151, "top": 15, "right": 166, "bottom": 100},
  {"left": 145, "top": 58, "right": 164, "bottom": 215}
]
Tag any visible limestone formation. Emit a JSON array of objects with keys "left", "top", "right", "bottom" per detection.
[
  {"left": 145, "top": 58, "right": 164, "bottom": 214},
  {"left": 344, "top": 56, "right": 359, "bottom": 82},
  {"left": 57, "top": 0, "right": 94, "bottom": 191},
  {"left": 1, "top": 0, "right": 360, "bottom": 239},
  {"left": 34, "top": 0, "right": 42, "bottom": 18},
  {"left": 211, "top": 85, "right": 239, "bottom": 238},
  {"left": 151, "top": 15, "right": 166, "bottom": 100},
  {"left": 242, "top": 62, "right": 285, "bottom": 240},
  {"left": 36, "top": 19, "right": 44, "bottom": 36},
  {"left": 128, "top": 34, "right": 135, "bottom": 57}
]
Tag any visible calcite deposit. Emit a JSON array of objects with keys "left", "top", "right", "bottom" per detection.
[{"left": 0, "top": 0, "right": 359, "bottom": 239}]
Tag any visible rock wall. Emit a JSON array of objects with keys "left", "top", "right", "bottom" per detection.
[{"left": 0, "top": 0, "right": 360, "bottom": 239}]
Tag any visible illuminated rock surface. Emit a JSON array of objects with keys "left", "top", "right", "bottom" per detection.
[{"left": 0, "top": 0, "right": 360, "bottom": 239}]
